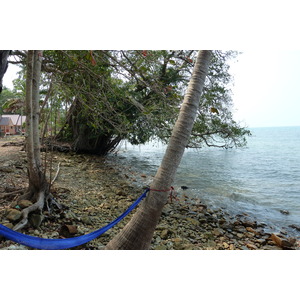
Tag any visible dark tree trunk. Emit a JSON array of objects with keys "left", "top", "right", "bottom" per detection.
[{"left": 56, "top": 98, "right": 122, "bottom": 155}]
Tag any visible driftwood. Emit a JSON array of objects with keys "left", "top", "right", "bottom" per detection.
[
  {"left": 0, "top": 189, "right": 25, "bottom": 202},
  {"left": 40, "top": 138, "right": 73, "bottom": 153},
  {"left": 51, "top": 162, "right": 61, "bottom": 185},
  {"left": 1, "top": 141, "right": 25, "bottom": 147}
]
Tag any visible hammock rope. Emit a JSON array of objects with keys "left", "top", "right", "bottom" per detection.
[{"left": 0, "top": 188, "right": 150, "bottom": 250}]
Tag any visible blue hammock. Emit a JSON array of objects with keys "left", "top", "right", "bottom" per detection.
[{"left": 0, "top": 189, "right": 149, "bottom": 250}]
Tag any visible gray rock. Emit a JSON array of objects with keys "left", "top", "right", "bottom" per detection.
[
  {"left": 155, "top": 236, "right": 162, "bottom": 243},
  {"left": 81, "top": 216, "right": 93, "bottom": 225},
  {"left": 2, "top": 222, "right": 14, "bottom": 229},
  {"left": 116, "top": 189, "right": 127, "bottom": 197},
  {"left": 186, "top": 217, "right": 200, "bottom": 226},
  {"left": 6, "top": 209, "right": 22, "bottom": 222},
  {"left": 154, "top": 245, "right": 168, "bottom": 250},
  {"left": 161, "top": 229, "right": 170, "bottom": 239},
  {"left": 234, "top": 226, "right": 247, "bottom": 233},
  {"left": 0, "top": 244, "right": 28, "bottom": 250},
  {"left": 18, "top": 200, "right": 33, "bottom": 209},
  {"left": 29, "top": 213, "right": 44, "bottom": 228},
  {"left": 212, "top": 228, "right": 224, "bottom": 236},
  {"left": 0, "top": 166, "right": 14, "bottom": 173},
  {"left": 205, "top": 240, "right": 217, "bottom": 248}
]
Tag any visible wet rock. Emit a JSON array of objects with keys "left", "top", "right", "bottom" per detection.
[
  {"left": 6, "top": 209, "right": 22, "bottom": 222},
  {"left": 288, "top": 224, "right": 300, "bottom": 231},
  {"left": 207, "top": 216, "right": 218, "bottom": 223},
  {"left": 241, "top": 219, "right": 257, "bottom": 228},
  {"left": 257, "top": 222, "right": 268, "bottom": 228},
  {"left": 280, "top": 210, "right": 290, "bottom": 215}
]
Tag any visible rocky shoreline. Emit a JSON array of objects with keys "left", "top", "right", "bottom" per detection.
[{"left": 0, "top": 139, "right": 299, "bottom": 250}]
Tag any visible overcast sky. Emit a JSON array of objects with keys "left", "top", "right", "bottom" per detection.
[
  {"left": 230, "top": 50, "right": 300, "bottom": 128},
  {"left": 3, "top": 50, "right": 300, "bottom": 128}
]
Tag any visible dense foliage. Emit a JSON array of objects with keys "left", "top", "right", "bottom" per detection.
[
  {"left": 4, "top": 50, "right": 250, "bottom": 154},
  {"left": 0, "top": 88, "right": 18, "bottom": 114}
]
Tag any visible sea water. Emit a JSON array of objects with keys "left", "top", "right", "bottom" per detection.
[{"left": 116, "top": 126, "right": 300, "bottom": 236}]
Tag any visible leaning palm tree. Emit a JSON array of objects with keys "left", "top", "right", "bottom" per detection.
[{"left": 106, "top": 50, "right": 212, "bottom": 250}]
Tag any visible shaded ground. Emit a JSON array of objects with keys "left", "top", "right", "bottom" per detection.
[{"left": 0, "top": 136, "right": 299, "bottom": 250}]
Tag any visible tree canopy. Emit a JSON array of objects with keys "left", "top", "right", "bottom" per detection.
[{"left": 5, "top": 50, "right": 250, "bottom": 153}]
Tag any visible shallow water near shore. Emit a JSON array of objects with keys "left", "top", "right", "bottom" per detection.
[{"left": 115, "top": 126, "right": 300, "bottom": 237}]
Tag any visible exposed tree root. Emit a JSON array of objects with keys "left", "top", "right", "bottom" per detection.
[
  {"left": 10, "top": 187, "right": 63, "bottom": 232},
  {"left": 45, "top": 193, "right": 62, "bottom": 213},
  {"left": 13, "top": 190, "right": 45, "bottom": 231},
  {"left": 1, "top": 141, "right": 25, "bottom": 147},
  {"left": 17, "top": 190, "right": 34, "bottom": 201},
  {"left": 41, "top": 139, "right": 72, "bottom": 153}
]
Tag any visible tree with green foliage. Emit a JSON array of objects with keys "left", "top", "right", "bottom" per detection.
[
  {"left": 22, "top": 50, "right": 249, "bottom": 154},
  {"left": 0, "top": 87, "right": 17, "bottom": 114}
]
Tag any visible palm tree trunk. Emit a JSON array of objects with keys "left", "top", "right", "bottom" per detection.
[{"left": 106, "top": 50, "right": 212, "bottom": 250}]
